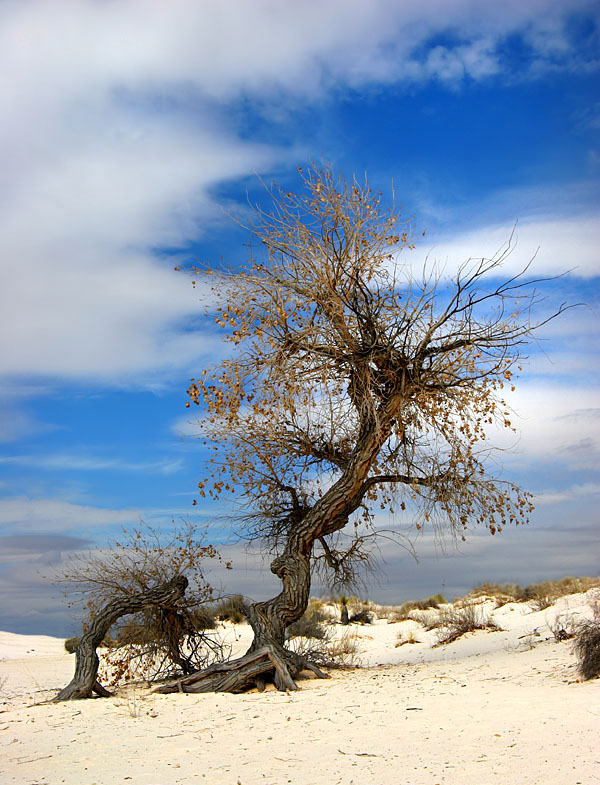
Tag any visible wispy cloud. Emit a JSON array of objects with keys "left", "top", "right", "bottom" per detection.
[
  {"left": 423, "top": 213, "right": 600, "bottom": 279},
  {"left": 0, "top": 452, "right": 183, "bottom": 474},
  {"left": 0, "top": 496, "right": 141, "bottom": 534},
  {"left": 533, "top": 482, "right": 600, "bottom": 505}
]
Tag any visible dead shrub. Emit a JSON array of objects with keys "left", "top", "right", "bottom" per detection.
[
  {"left": 549, "top": 613, "right": 579, "bottom": 642},
  {"left": 290, "top": 628, "right": 361, "bottom": 669}
]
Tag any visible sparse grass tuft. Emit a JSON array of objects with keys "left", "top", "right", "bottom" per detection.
[{"left": 395, "top": 629, "right": 419, "bottom": 647}]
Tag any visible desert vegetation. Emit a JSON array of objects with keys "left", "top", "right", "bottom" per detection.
[{"left": 55, "top": 162, "right": 570, "bottom": 698}]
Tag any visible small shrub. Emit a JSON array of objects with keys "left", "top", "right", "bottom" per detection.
[
  {"left": 427, "top": 593, "right": 448, "bottom": 606},
  {"left": 286, "top": 610, "right": 327, "bottom": 640},
  {"left": 188, "top": 606, "right": 217, "bottom": 631},
  {"left": 349, "top": 609, "right": 373, "bottom": 625},
  {"left": 214, "top": 594, "right": 248, "bottom": 623},
  {"left": 64, "top": 636, "right": 80, "bottom": 654},
  {"left": 573, "top": 621, "right": 600, "bottom": 680},
  {"left": 434, "top": 605, "right": 500, "bottom": 645},
  {"left": 549, "top": 613, "right": 579, "bottom": 642}
]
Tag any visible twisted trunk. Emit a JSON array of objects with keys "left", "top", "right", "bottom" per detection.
[
  {"left": 158, "top": 414, "right": 396, "bottom": 694},
  {"left": 54, "top": 575, "right": 188, "bottom": 701}
]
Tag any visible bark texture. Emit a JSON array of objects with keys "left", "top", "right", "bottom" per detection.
[{"left": 54, "top": 575, "right": 188, "bottom": 701}]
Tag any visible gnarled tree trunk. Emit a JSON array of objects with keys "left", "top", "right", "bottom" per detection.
[
  {"left": 158, "top": 427, "right": 389, "bottom": 695},
  {"left": 54, "top": 575, "right": 188, "bottom": 701}
]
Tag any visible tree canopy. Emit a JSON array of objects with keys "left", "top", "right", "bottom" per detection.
[{"left": 186, "top": 164, "right": 559, "bottom": 590}]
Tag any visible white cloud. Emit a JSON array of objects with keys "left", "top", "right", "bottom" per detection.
[
  {"left": 0, "top": 0, "right": 597, "bottom": 388},
  {"left": 0, "top": 453, "right": 183, "bottom": 474},
  {"left": 422, "top": 213, "right": 600, "bottom": 279},
  {"left": 491, "top": 384, "right": 600, "bottom": 472},
  {"left": 534, "top": 482, "right": 600, "bottom": 505},
  {"left": 0, "top": 496, "right": 141, "bottom": 534}
]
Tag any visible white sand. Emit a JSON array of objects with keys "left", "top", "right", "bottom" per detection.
[{"left": 1, "top": 591, "right": 598, "bottom": 784}]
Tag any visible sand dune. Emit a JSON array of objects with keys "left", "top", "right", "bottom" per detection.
[{"left": 1, "top": 591, "right": 598, "bottom": 784}]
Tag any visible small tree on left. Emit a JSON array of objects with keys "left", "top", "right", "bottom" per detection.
[{"left": 54, "top": 522, "right": 227, "bottom": 700}]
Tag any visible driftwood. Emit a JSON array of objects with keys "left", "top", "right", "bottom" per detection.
[
  {"left": 54, "top": 575, "right": 188, "bottom": 701},
  {"left": 153, "top": 644, "right": 329, "bottom": 694}
]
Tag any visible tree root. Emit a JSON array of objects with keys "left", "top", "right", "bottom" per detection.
[{"left": 154, "top": 645, "right": 330, "bottom": 694}]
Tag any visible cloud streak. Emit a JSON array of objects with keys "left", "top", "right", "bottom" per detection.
[
  {"left": 0, "top": 497, "right": 141, "bottom": 535},
  {"left": 0, "top": 453, "right": 184, "bottom": 475}
]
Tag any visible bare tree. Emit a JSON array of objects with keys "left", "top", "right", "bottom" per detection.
[{"left": 163, "top": 163, "right": 566, "bottom": 693}]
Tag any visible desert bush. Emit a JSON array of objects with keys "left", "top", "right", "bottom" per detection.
[
  {"left": 289, "top": 627, "right": 361, "bottom": 669},
  {"left": 214, "top": 594, "right": 248, "bottom": 623},
  {"left": 286, "top": 608, "right": 328, "bottom": 640},
  {"left": 349, "top": 608, "right": 373, "bottom": 625},
  {"left": 573, "top": 621, "right": 600, "bottom": 680},
  {"left": 434, "top": 605, "right": 500, "bottom": 645},
  {"left": 64, "top": 636, "right": 80, "bottom": 654},
  {"left": 549, "top": 613, "right": 579, "bottom": 642}
]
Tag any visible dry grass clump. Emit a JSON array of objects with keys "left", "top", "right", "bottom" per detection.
[
  {"left": 387, "top": 594, "right": 447, "bottom": 623},
  {"left": 395, "top": 629, "right": 420, "bottom": 647},
  {"left": 466, "top": 583, "right": 528, "bottom": 606},
  {"left": 434, "top": 605, "right": 500, "bottom": 645}
]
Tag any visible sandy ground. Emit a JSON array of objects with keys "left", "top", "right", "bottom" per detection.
[{"left": 1, "top": 592, "right": 598, "bottom": 785}]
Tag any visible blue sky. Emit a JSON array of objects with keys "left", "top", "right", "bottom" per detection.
[{"left": 0, "top": 0, "right": 598, "bottom": 636}]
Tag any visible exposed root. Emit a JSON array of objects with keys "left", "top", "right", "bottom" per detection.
[{"left": 154, "top": 645, "right": 329, "bottom": 694}]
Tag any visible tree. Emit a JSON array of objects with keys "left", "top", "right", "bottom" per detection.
[
  {"left": 162, "top": 163, "right": 565, "bottom": 693},
  {"left": 55, "top": 522, "right": 227, "bottom": 699}
]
